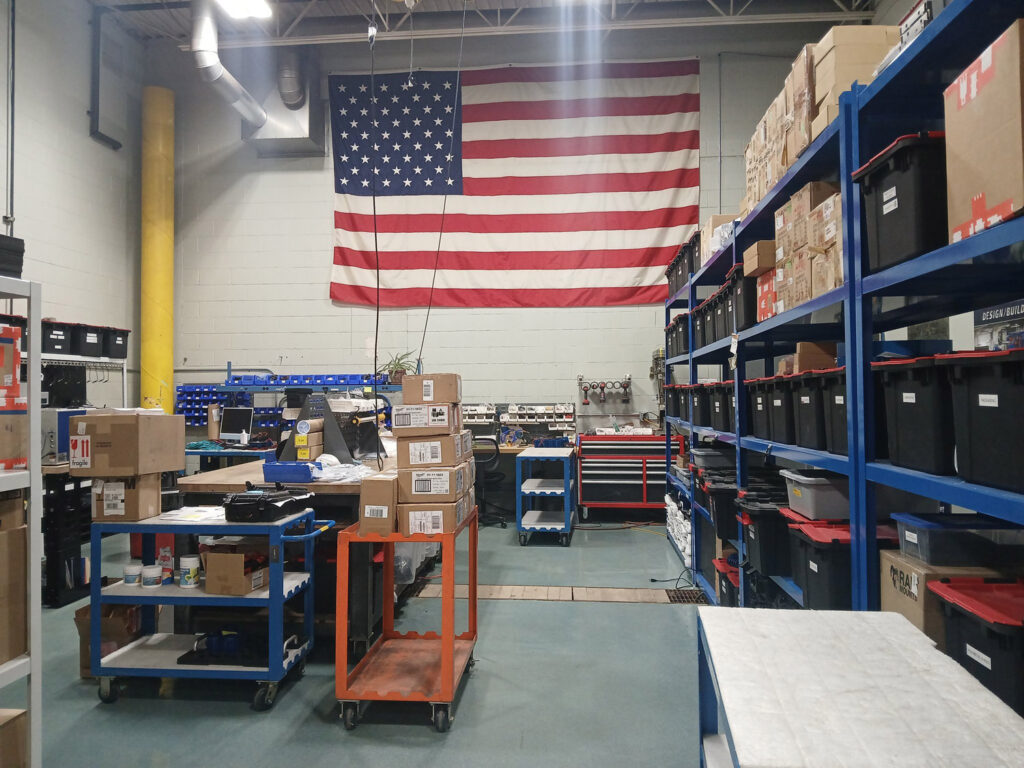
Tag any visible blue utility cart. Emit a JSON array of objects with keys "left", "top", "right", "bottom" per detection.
[
  {"left": 89, "top": 508, "right": 333, "bottom": 710},
  {"left": 515, "top": 446, "right": 577, "bottom": 546}
]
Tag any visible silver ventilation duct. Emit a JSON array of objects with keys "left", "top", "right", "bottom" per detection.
[
  {"left": 243, "top": 48, "right": 325, "bottom": 158},
  {"left": 276, "top": 48, "right": 305, "bottom": 110}
]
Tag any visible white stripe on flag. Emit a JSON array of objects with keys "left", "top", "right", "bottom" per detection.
[
  {"left": 331, "top": 264, "right": 668, "bottom": 290},
  {"left": 462, "top": 111, "right": 699, "bottom": 141},
  {"left": 461, "top": 75, "right": 700, "bottom": 105},
  {"left": 463, "top": 148, "right": 699, "bottom": 178}
]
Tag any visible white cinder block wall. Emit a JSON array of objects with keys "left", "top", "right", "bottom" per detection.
[
  {"left": 1, "top": 0, "right": 144, "bottom": 407},
  {"left": 147, "top": 23, "right": 825, "bottom": 414}
]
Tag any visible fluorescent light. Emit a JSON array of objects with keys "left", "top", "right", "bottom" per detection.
[{"left": 215, "top": 0, "right": 273, "bottom": 19}]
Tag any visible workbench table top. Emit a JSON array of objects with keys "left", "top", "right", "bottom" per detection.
[{"left": 176, "top": 457, "right": 395, "bottom": 495}]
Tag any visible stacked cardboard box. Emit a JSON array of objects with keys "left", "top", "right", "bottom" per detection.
[
  {"left": 0, "top": 524, "right": 26, "bottom": 669},
  {"left": 808, "top": 192, "right": 844, "bottom": 298},
  {"left": 69, "top": 411, "right": 185, "bottom": 522},
  {"left": 813, "top": 25, "right": 900, "bottom": 126},
  {"left": 784, "top": 45, "right": 817, "bottom": 164},
  {"left": 744, "top": 91, "right": 789, "bottom": 208},
  {"left": 0, "top": 709, "right": 26, "bottom": 767},
  {"left": 773, "top": 182, "right": 840, "bottom": 315}
]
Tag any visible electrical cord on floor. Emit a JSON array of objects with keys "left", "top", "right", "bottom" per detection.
[{"left": 650, "top": 570, "right": 697, "bottom": 590}]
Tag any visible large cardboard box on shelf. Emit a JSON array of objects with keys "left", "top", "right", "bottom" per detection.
[
  {"left": 398, "top": 461, "right": 472, "bottom": 504},
  {"left": 774, "top": 201, "right": 793, "bottom": 262},
  {"left": 397, "top": 429, "right": 473, "bottom": 469},
  {"left": 785, "top": 45, "right": 817, "bottom": 162},
  {"left": 0, "top": 328, "right": 20, "bottom": 398},
  {"left": 944, "top": 20, "right": 1024, "bottom": 242},
  {"left": 808, "top": 193, "right": 842, "bottom": 252},
  {"left": 0, "top": 526, "right": 26, "bottom": 667},
  {"left": 90, "top": 474, "right": 161, "bottom": 522},
  {"left": 358, "top": 470, "right": 398, "bottom": 537},
  {"left": 0, "top": 397, "right": 26, "bottom": 471},
  {"left": 794, "top": 342, "right": 837, "bottom": 373},
  {"left": 401, "top": 373, "right": 462, "bottom": 405},
  {"left": 390, "top": 403, "right": 462, "bottom": 438},
  {"left": 0, "top": 490, "right": 22, "bottom": 530},
  {"left": 69, "top": 411, "right": 185, "bottom": 477},
  {"left": 200, "top": 537, "right": 270, "bottom": 596},
  {"left": 743, "top": 240, "right": 776, "bottom": 278},
  {"left": 756, "top": 272, "right": 777, "bottom": 323},
  {"left": 775, "top": 256, "right": 795, "bottom": 315},
  {"left": 880, "top": 550, "right": 1002, "bottom": 652},
  {"left": 811, "top": 103, "right": 839, "bottom": 141},
  {"left": 0, "top": 709, "right": 26, "bottom": 768},
  {"left": 811, "top": 243, "right": 845, "bottom": 298},
  {"left": 398, "top": 487, "right": 475, "bottom": 536},
  {"left": 790, "top": 182, "right": 840, "bottom": 251},
  {"left": 73, "top": 602, "right": 142, "bottom": 679},
  {"left": 792, "top": 248, "right": 814, "bottom": 306},
  {"left": 699, "top": 214, "right": 738, "bottom": 266},
  {"left": 812, "top": 25, "right": 899, "bottom": 111}
]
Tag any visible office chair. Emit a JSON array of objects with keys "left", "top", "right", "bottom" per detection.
[{"left": 473, "top": 433, "right": 506, "bottom": 528}]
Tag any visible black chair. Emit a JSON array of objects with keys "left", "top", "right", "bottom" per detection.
[{"left": 473, "top": 434, "right": 506, "bottom": 528}]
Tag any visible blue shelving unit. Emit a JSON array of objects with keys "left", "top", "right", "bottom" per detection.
[
  {"left": 664, "top": 0, "right": 1024, "bottom": 611},
  {"left": 515, "top": 446, "right": 577, "bottom": 547}
]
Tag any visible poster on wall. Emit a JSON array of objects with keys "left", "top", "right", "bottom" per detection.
[{"left": 974, "top": 299, "right": 1024, "bottom": 350}]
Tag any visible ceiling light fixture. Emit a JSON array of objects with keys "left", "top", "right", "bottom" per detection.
[{"left": 214, "top": 0, "right": 273, "bottom": 19}]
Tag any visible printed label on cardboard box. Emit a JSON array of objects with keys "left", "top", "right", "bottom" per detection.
[
  {"left": 409, "top": 441, "right": 443, "bottom": 465},
  {"left": 409, "top": 510, "right": 444, "bottom": 534},
  {"left": 393, "top": 406, "right": 451, "bottom": 428},
  {"left": 411, "top": 471, "right": 450, "bottom": 495},
  {"left": 69, "top": 435, "right": 91, "bottom": 469},
  {"left": 422, "top": 379, "right": 434, "bottom": 401},
  {"left": 364, "top": 505, "right": 389, "bottom": 519},
  {"left": 888, "top": 562, "right": 920, "bottom": 600},
  {"left": 103, "top": 482, "right": 126, "bottom": 516}
]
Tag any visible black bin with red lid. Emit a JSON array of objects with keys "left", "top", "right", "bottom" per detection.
[
  {"left": 737, "top": 493, "right": 791, "bottom": 577},
  {"left": 851, "top": 131, "right": 948, "bottom": 273},
  {"left": 791, "top": 370, "right": 829, "bottom": 451},
  {"left": 747, "top": 377, "right": 773, "bottom": 440},
  {"left": 726, "top": 264, "right": 758, "bottom": 333},
  {"left": 713, "top": 558, "right": 740, "bottom": 607},
  {"left": 768, "top": 374, "right": 797, "bottom": 445},
  {"left": 708, "top": 381, "right": 734, "bottom": 434}
]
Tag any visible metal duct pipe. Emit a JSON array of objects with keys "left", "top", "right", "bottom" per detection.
[
  {"left": 191, "top": 0, "right": 267, "bottom": 128},
  {"left": 277, "top": 48, "right": 305, "bottom": 110}
]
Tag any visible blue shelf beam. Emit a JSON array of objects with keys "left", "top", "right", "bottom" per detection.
[
  {"left": 693, "top": 502, "right": 713, "bottom": 526},
  {"left": 694, "top": 570, "right": 718, "bottom": 606},
  {"left": 667, "top": 473, "right": 691, "bottom": 501},
  {"left": 690, "top": 242, "right": 736, "bottom": 290},
  {"left": 770, "top": 576, "right": 804, "bottom": 607},
  {"left": 739, "top": 437, "right": 850, "bottom": 474},
  {"left": 666, "top": 285, "right": 689, "bottom": 309},
  {"left": 690, "top": 336, "right": 734, "bottom": 364},
  {"left": 866, "top": 463, "right": 1024, "bottom": 524},
  {"left": 737, "top": 287, "right": 845, "bottom": 346}
]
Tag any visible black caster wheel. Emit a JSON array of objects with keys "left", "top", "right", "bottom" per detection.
[
  {"left": 341, "top": 703, "right": 358, "bottom": 730},
  {"left": 252, "top": 682, "right": 278, "bottom": 712},
  {"left": 518, "top": 533, "right": 528, "bottom": 546},
  {"left": 98, "top": 678, "right": 119, "bottom": 704},
  {"left": 467, "top": 655, "right": 476, "bottom": 672},
  {"left": 500, "top": 521, "right": 507, "bottom": 529},
  {"left": 433, "top": 704, "right": 451, "bottom": 733},
  {"left": 294, "top": 660, "right": 307, "bottom": 679},
  {"left": 559, "top": 533, "right": 570, "bottom": 547}
]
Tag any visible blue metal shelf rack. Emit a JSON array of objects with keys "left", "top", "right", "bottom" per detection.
[{"left": 663, "top": 0, "right": 1024, "bottom": 612}]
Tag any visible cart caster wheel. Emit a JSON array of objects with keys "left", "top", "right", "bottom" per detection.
[
  {"left": 467, "top": 655, "right": 476, "bottom": 672},
  {"left": 581, "top": 507, "right": 589, "bottom": 520},
  {"left": 98, "top": 678, "right": 119, "bottom": 704},
  {"left": 559, "top": 533, "right": 570, "bottom": 547},
  {"left": 342, "top": 703, "right": 358, "bottom": 730},
  {"left": 433, "top": 704, "right": 451, "bottom": 733},
  {"left": 294, "top": 661, "right": 306, "bottom": 679},
  {"left": 252, "top": 683, "right": 278, "bottom": 712},
  {"left": 500, "top": 521, "right": 507, "bottom": 529},
  {"left": 518, "top": 534, "right": 527, "bottom": 546}
]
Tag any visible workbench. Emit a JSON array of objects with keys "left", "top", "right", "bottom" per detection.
[
  {"left": 176, "top": 458, "right": 394, "bottom": 496},
  {"left": 185, "top": 447, "right": 277, "bottom": 472}
]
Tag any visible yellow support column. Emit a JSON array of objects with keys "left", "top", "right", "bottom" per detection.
[{"left": 140, "top": 86, "right": 175, "bottom": 413}]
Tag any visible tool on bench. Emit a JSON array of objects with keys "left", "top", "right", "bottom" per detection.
[{"left": 222, "top": 482, "right": 314, "bottom": 523}]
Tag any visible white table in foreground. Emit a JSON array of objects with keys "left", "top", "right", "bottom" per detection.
[{"left": 697, "top": 607, "right": 1024, "bottom": 767}]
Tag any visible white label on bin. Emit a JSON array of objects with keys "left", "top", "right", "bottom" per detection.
[
  {"left": 835, "top": 395, "right": 844, "bottom": 405},
  {"left": 86, "top": 332, "right": 98, "bottom": 344},
  {"left": 410, "top": 510, "right": 444, "bottom": 534},
  {"left": 905, "top": 530, "right": 918, "bottom": 544},
  {"left": 102, "top": 482, "right": 126, "bottom": 516},
  {"left": 965, "top": 643, "right": 992, "bottom": 671},
  {"left": 902, "top": 392, "right": 916, "bottom": 404},
  {"left": 364, "top": 505, "right": 389, "bottom": 519},
  {"left": 979, "top": 394, "right": 999, "bottom": 408},
  {"left": 409, "top": 441, "right": 443, "bottom": 465},
  {"left": 756, "top": 398, "right": 764, "bottom": 411},
  {"left": 412, "top": 471, "right": 450, "bottom": 495},
  {"left": 809, "top": 560, "right": 818, "bottom": 573},
  {"left": 422, "top": 379, "right": 434, "bottom": 402},
  {"left": 714, "top": 402, "right": 721, "bottom": 412},
  {"left": 882, "top": 198, "right": 899, "bottom": 215},
  {"left": 773, "top": 399, "right": 782, "bottom": 407},
  {"left": 883, "top": 186, "right": 897, "bottom": 203},
  {"left": 69, "top": 435, "right": 91, "bottom": 469},
  {"left": 801, "top": 396, "right": 810, "bottom": 404},
  {"left": 749, "top": 528, "right": 755, "bottom": 539}
]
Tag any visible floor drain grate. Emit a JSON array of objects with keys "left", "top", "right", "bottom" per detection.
[{"left": 666, "top": 589, "right": 708, "bottom": 604}]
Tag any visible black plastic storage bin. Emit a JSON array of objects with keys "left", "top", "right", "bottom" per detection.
[
  {"left": 685, "top": 232, "right": 699, "bottom": 276},
  {"left": 41, "top": 320, "right": 72, "bottom": 354},
  {"left": 101, "top": 327, "right": 129, "bottom": 359},
  {"left": 792, "top": 371, "right": 828, "bottom": 451},
  {"left": 937, "top": 349, "right": 1024, "bottom": 493},
  {"left": 705, "top": 480, "right": 738, "bottom": 535},
  {"left": 738, "top": 495, "right": 791, "bottom": 577},
  {"left": 726, "top": 265, "right": 758, "bottom": 333},
  {"left": 875, "top": 356, "right": 954, "bottom": 474},
  {"left": 702, "top": 296, "right": 719, "bottom": 346},
  {"left": 790, "top": 523, "right": 899, "bottom": 610},
  {"left": 694, "top": 303, "right": 708, "bottom": 350},
  {"left": 851, "top": 131, "right": 948, "bottom": 273},
  {"left": 713, "top": 559, "right": 740, "bottom": 607},
  {"left": 928, "top": 578, "right": 1024, "bottom": 716},
  {"left": 709, "top": 382, "right": 734, "bottom": 433},
  {"left": 664, "top": 385, "right": 678, "bottom": 418},
  {"left": 665, "top": 252, "right": 679, "bottom": 296},
  {"left": 747, "top": 378, "right": 773, "bottom": 440},
  {"left": 675, "top": 315, "right": 690, "bottom": 357},
  {"left": 0, "top": 313, "right": 26, "bottom": 351},
  {"left": 697, "top": 508, "right": 716, "bottom": 585},
  {"left": 821, "top": 367, "right": 847, "bottom": 455},
  {"left": 70, "top": 324, "right": 103, "bottom": 357},
  {"left": 686, "top": 384, "right": 711, "bottom": 427},
  {"left": 713, "top": 288, "right": 730, "bottom": 342},
  {"left": 768, "top": 375, "right": 797, "bottom": 445},
  {"left": 665, "top": 319, "right": 676, "bottom": 358}
]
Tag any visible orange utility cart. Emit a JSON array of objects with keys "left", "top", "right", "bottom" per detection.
[{"left": 335, "top": 507, "right": 478, "bottom": 732}]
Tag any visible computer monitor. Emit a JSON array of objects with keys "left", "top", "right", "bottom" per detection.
[{"left": 219, "top": 407, "right": 254, "bottom": 442}]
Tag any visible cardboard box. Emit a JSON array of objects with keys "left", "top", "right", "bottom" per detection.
[
  {"left": 397, "top": 429, "right": 473, "bottom": 469},
  {"left": 398, "top": 488, "right": 474, "bottom": 536},
  {"left": 358, "top": 470, "right": 398, "bottom": 537},
  {"left": 90, "top": 474, "right": 162, "bottom": 522},
  {"left": 206, "top": 403, "right": 220, "bottom": 440},
  {"left": 743, "top": 240, "right": 776, "bottom": 277},
  {"left": 700, "top": 214, "right": 738, "bottom": 265},
  {"left": 794, "top": 341, "right": 837, "bottom": 373},
  {"left": 0, "top": 709, "right": 26, "bottom": 768},
  {"left": 401, "top": 373, "right": 462, "bottom": 405},
  {"left": 811, "top": 103, "right": 839, "bottom": 140},
  {"left": 808, "top": 193, "right": 842, "bottom": 251},
  {"left": 390, "top": 403, "right": 462, "bottom": 437},
  {"left": 774, "top": 201, "right": 793, "bottom": 261},
  {"left": 0, "top": 490, "right": 22, "bottom": 530},
  {"left": 880, "top": 549, "right": 1002, "bottom": 652},
  {"left": 202, "top": 542, "right": 269, "bottom": 596},
  {"left": 69, "top": 411, "right": 185, "bottom": 477},
  {"left": 756, "top": 272, "right": 776, "bottom": 323},
  {"left": 792, "top": 248, "right": 814, "bottom": 305},
  {"left": 0, "top": 526, "right": 26, "bottom": 666},
  {"left": 944, "top": 20, "right": 1024, "bottom": 242},
  {"left": 73, "top": 602, "right": 142, "bottom": 679},
  {"left": 296, "top": 444, "right": 323, "bottom": 462},
  {"left": 813, "top": 24, "right": 900, "bottom": 57},
  {"left": 0, "top": 329, "right": 20, "bottom": 398},
  {"left": 293, "top": 431, "right": 323, "bottom": 448},
  {"left": 789, "top": 182, "right": 840, "bottom": 250},
  {"left": 811, "top": 244, "right": 845, "bottom": 298},
  {"left": 398, "top": 461, "right": 472, "bottom": 503},
  {"left": 0, "top": 398, "right": 26, "bottom": 470}
]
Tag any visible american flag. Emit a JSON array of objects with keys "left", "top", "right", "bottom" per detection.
[{"left": 329, "top": 60, "right": 699, "bottom": 307}]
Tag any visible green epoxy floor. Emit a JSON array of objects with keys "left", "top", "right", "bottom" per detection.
[{"left": 12, "top": 525, "right": 701, "bottom": 767}]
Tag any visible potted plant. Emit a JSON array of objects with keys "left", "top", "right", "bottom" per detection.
[{"left": 381, "top": 351, "right": 416, "bottom": 385}]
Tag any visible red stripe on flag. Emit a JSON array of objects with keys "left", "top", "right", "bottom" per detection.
[
  {"left": 462, "top": 168, "right": 698, "bottom": 196},
  {"left": 333, "top": 245, "right": 681, "bottom": 271},
  {"left": 462, "top": 130, "right": 700, "bottom": 159},
  {"left": 334, "top": 205, "right": 698, "bottom": 235},
  {"left": 461, "top": 60, "right": 699, "bottom": 86},
  {"left": 463, "top": 93, "right": 699, "bottom": 123},
  {"left": 330, "top": 282, "right": 669, "bottom": 308}
]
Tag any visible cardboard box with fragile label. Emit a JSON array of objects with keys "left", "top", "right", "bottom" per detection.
[
  {"left": 398, "top": 461, "right": 471, "bottom": 503},
  {"left": 398, "top": 488, "right": 475, "bottom": 536},
  {"left": 0, "top": 709, "right": 26, "bottom": 768},
  {"left": 880, "top": 549, "right": 1002, "bottom": 652},
  {"left": 90, "top": 474, "right": 162, "bottom": 522},
  {"left": 0, "top": 526, "right": 26, "bottom": 667},
  {"left": 944, "top": 20, "right": 1024, "bottom": 242},
  {"left": 201, "top": 537, "right": 269, "bottom": 595},
  {"left": 390, "top": 403, "right": 462, "bottom": 437},
  {"left": 397, "top": 429, "right": 473, "bottom": 469},
  {"left": 743, "top": 240, "right": 775, "bottom": 278},
  {"left": 69, "top": 411, "right": 185, "bottom": 477},
  {"left": 402, "top": 373, "right": 462, "bottom": 405},
  {"left": 358, "top": 470, "right": 398, "bottom": 537}
]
